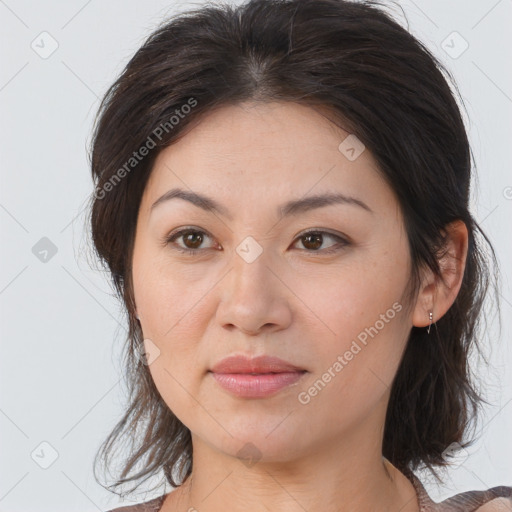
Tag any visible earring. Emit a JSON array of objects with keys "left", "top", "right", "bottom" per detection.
[{"left": 427, "top": 310, "right": 433, "bottom": 334}]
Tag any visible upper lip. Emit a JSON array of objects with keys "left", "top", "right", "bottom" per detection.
[{"left": 210, "top": 355, "right": 306, "bottom": 374}]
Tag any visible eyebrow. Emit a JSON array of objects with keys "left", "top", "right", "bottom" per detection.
[{"left": 150, "top": 187, "right": 374, "bottom": 220}]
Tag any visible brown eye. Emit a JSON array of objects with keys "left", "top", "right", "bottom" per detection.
[
  {"left": 164, "top": 228, "right": 215, "bottom": 254},
  {"left": 181, "top": 231, "right": 204, "bottom": 249},
  {"left": 294, "top": 230, "right": 349, "bottom": 254},
  {"left": 301, "top": 232, "right": 323, "bottom": 250}
]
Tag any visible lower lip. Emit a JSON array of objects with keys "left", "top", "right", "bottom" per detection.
[{"left": 210, "top": 371, "right": 306, "bottom": 398}]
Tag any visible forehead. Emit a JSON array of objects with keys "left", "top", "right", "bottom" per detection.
[{"left": 142, "top": 101, "right": 398, "bottom": 218}]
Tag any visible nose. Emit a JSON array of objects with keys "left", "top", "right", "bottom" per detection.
[{"left": 215, "top": 248, "right": 293, "bottom": 336}]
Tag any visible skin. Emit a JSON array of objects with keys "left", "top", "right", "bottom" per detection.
[{"left": 131, "top": 101, "right": 468, "bottom": 512}]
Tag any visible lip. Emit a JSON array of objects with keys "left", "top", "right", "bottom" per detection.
[
  {"left": 209, "top": 355, "right": 307, "bottom": 398},
  {"left": 210, "top": 354, "right": 305, "bottom": 374}
]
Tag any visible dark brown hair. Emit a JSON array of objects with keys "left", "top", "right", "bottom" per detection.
[{"left": 88, "top": 0, "right": 501, "bottom": 497}]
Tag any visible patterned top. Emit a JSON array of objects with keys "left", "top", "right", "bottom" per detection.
[
  {"left": 104, "top": 472, "right": 512, "bottom": 511},
  {"left": 406, "top": 472, "right": 512, "bottom": 511}
]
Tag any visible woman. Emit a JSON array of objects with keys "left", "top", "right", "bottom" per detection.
[{"left": 88, "top": 0, "right": 512, "bottom": 510}]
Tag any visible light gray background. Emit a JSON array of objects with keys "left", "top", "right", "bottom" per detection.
[{"left": 0, "top": 0, "right": 511, "bottom": 511}]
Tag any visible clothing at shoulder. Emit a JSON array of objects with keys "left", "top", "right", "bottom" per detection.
[
  {"left": 104, "top": 493, "right": 166, "bottom": 512},
  {"left": 102, "top": 478, "right": 512, "bottom": 512},
  {"left": 407, "top": 472, "right": 512, "bottom": 511}
]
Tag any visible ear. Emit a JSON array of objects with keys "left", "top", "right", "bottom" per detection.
[{"left": 412, "top": 220, "right": 468, "bottom": 328}]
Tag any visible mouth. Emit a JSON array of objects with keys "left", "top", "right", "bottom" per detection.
[
  {"left": 208, "top": 354, "right": 307, "bottom": 398},
  {"left": 209, "top": 370, "right": 307, "bottom": 398}
]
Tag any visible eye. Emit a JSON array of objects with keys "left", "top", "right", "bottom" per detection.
[
  {"left": 162, "top": 228, "right": 350, "bottom": 256},
  {"left": 292, "top": 230, "right": 349, "bottom": 254},
  {"left": 163, "top": 227, "right": 217, "bottom": 255}
]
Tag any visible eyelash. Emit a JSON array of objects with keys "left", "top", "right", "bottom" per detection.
[{"left": 162, "top": 227, "right": 350, "bottom": 256}]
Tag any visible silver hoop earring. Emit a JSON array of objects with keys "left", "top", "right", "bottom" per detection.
[{"left": 427, "top": 310, "right": 433, "bottom": 334}]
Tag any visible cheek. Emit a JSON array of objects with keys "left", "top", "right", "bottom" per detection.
[
  {"left": 144, "top": 356, "right": 205, "bottom": 435},
  {"left": 293, "top": 255, "right": 410, "bottom": 405},
  {"left": 296, "top": 304, "right": 408, "bottom": 434},
  {"left": 132, "top": 238, "right": 212, "bottom": 338},
  {"left": 132, "top": 245, "right": 216, "bottom": 395},
  {"left": 139, "top": 296, "right": 209, "bottom": 430},
  {"left": 291, "top": 253, "right": 407, "bottom": 345}
]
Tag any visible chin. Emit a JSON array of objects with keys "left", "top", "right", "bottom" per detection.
[{"left": 203, "top": 422, "right": 307, "bottom": 464}]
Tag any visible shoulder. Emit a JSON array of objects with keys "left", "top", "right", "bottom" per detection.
[
  {"left": 475, "top": 497, "right": 512, "bottom": 511},
  {"left": 437, "top": 484, "right": 512, "bottom": 511},
  {"left": 104, "top": 493, "right": 167, "bottom": 512},
  {"left": 405, "top": 471, "right": 512, "bottom": 511}
]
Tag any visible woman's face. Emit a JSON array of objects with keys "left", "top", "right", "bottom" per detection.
[{"left": 132, "top": 101, "right": 417, "bottom": 462}]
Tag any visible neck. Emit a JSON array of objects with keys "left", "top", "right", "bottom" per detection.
[{"left": 165, "top": 431, "right": 419, "bottom": 512}]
